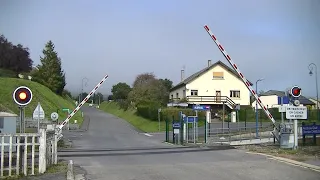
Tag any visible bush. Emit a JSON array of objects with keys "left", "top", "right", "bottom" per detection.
[
  {"left": 136, "top": 103, "right": 159, "bottom": 121},
  {"left": 0, "top": 68, "right": 16, "bottom": 78},
  {"left": 118, "top": 99, "right": 131, "bottom": 111},
  {"left": 161, "top": 107, "right": 206, "bottom": 121}
]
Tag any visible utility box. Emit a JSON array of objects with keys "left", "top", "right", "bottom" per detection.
[
  {"left": 280, "top": 132, "right": 294, "bottom": 149},
  {"left": 0, "top": 112, "right": 18, "bottom": 152},
  {"left": 231, "top": 111, "right": 236, "bottom": 123}
]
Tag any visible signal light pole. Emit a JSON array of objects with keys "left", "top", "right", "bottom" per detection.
[
  {"left": 12, "top": 86, "right": 33, "bottom": 133},
  {"left": 308, "top": 63, "right": 319, "bottom": 121},
  {"left": 255, "top": 78, "right": 264, "bottom": 138}
]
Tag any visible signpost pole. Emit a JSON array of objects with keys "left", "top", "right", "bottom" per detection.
[
  {"left": 294, "top": 119, "right": 298, "bottom": 149},
  {"left": 37, "top": 102, "right": 40, "bottom": 133},
  {"left": 158, "top": 108, "right": 161, "bottom": 132},
  {"left": 281, "top": 97, "right": 284, "bottom": 124}
]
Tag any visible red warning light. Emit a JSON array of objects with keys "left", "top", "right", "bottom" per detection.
[
  {"left": 290, "top": 86, "right": 301, "bottom": 98},
  {"left": 12, "top": 86, "right": 33, "bottom": 106},
  {"left": 19, "top": 92, "right": 27, "bottom": 100}
]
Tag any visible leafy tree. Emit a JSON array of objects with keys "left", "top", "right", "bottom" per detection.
[
  {"left": 77, "top": 92, "right": 88, "bottom": 102},
  {"left": 0, "top": 34, "right": 33, "bottom": 75},
  {"left": 32, "top": 41, "right": 66, "bottom": 95},
  {"left": 159, "top": 78, "right": 173, "bottom": 91},
  {"left": 111, "top": 82, "right": 132, "bottom": 100},
  {"left": 62, "top": 89, "right": 72, "bottom": 98},
  {"left": 128, "top": 73, "right": 168, "bottom": 106},
  {"left": 107, "top": 94, "right": 114, "bottom": 101}
]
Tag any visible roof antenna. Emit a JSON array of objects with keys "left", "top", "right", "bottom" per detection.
[{"left": 181, "top": 65, "right": 186, "bottom": 82}]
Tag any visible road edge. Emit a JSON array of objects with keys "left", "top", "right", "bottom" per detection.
[{"left": 246, "top": 151, "right": 320, "bottom": 172}]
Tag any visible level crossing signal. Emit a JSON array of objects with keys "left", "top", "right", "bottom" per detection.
[
  {"left": 12, "top": 86, "right": 33, "bottom": 106},
  {"left": 290, "top": 86, "right": 301, "bottom": 98}
]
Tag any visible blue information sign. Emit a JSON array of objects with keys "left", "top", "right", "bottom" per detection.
[
  {"left": 183, "top": 116, "right": 198, "bottom": 123},
  {"left": 302, "top": 125, "right": 320, "bottom": 135},
  {"left": 192, "top": 105, "right": 210, "bottom": 111},
  {"left": 172, "top": 123, "right": 181, "bottom": 128}
]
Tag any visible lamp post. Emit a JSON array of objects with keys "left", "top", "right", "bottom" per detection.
[
  {"left": 308, "top": 63, "right": 319, "bottom": 121},
  {"left": 79, "top": 77, "right": 89, "bottom": 103},
  {"left": 255, "top": 78, "right": 264, "bottom": 138}
]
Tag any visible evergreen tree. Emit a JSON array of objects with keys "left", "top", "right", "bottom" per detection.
[{"left": 33, "top": 41, "right": 66, "bottom": 95}]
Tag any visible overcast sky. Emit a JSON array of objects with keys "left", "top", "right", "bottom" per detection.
[{"left": 0, "top": 0, "right": 319, "bottom": 97}]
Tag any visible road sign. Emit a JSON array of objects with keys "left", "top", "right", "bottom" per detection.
[
  {"left": 13, "top": 86, "right": 33, "bottom": 106},
  {"left": 192, "top": 105, "right": 210, "bottom": 111},
  {"left": 285, "top": 106, "right": 307, "bottom": 119},
  {"left": 33, "top": 103, "right": 45, "bottom": 120},
  {"left": 183, "top": 116, "right": 198, "bottom": 123},
  {"left": 278, "top": 106, "right": 286, "bottom": 113},
  {"left": 302, "top": 124, "right": 320, "bottom": 135},
  {"left": 50, "top": 112, "right": 59, "bottom": 121},
  {"left": 172, "top": 123, "right": 180, "bottom": 128}
]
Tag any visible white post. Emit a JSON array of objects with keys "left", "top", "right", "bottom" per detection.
[
  {"left": 39, "top": 129, "right": 47, "bottom": 173},
  {"left": 38, "top": 102, "right": 40, "bottom": 133},
  {"left": 294, "top": 119, "right": 298, "bottom": 149},
  {"left": 54, "top": 133, "right": 58, "bottom": 164}
]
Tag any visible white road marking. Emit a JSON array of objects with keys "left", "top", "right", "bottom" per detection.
[{"left": 144, "top": 133, "right": 153, "bottom": 137}]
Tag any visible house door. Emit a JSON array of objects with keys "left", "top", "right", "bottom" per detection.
[{"left": 216, "top": 91, "right": 221, "bottom": 103}]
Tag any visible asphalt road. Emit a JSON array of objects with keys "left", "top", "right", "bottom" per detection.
[{"left": 59, "top": 107, "right": 319, "bottom": 180}]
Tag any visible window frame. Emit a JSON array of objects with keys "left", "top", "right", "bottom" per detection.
[
  {"left": 230, "top": 90, "right": 240, "bottom": 98},
  {"left": 190, "top": 90, "right": 198, "bottom": 96}
]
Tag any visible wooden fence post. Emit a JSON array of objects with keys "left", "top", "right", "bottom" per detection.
[{"left": 38, "top": 129, "right": 46, "bottom": 173}]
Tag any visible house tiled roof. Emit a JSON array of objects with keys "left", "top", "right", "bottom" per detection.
[
  {"left": 260, "top": 90, "right": 315, "bottom": 105},
  {"left": 170, "top": 60, "right": 253, "bottom": 91}
]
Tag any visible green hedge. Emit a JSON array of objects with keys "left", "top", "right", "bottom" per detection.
[
  {"left": 136, "top": 105, "right": 159, "bottom": 121},
  {"left": 136, "top": 106, "right": 207, "bottom": 121}
]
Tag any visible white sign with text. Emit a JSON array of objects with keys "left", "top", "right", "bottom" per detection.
[{"left": 285, "top": 106, "right": 307, "bottom": 119}]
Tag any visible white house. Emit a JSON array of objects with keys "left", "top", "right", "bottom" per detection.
[
  {"left": 251, "top": 90, "right": 315, "bottom": 109},
  {"left": 169, "top": 60, "right": 252, "bottom": 110},
  {"left": 308, "top": 98, "right": 320, "bottom": 110}
]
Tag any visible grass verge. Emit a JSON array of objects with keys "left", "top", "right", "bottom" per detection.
[
  {"left": 238, "top": 137, "right": 320, "bottom": 162},
  {"left": 99, "top": 102, "right": 166, "bottom": 132},
  {"left": 2, "top": 160, "right": 68, "bottom": 180}
]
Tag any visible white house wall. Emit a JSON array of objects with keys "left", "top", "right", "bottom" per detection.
[
  {"left": 169, "top": 86, "right": 186, "bottom": 100},
  {"left": 251, "top": 95, "right": 304, "bottom": 109},
  {"left": 186, "top": 65, "right": 250, "bottom": 106}
]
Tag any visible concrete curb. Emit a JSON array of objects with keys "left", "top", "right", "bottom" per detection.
[
  {"left": 67, "top": 160, "right": 75, "bottom": 180},
  {"left": 246, "top": 152, "right": 320, "bottom": 172}
]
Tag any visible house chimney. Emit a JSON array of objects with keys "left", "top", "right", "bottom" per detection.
[
  {"left": 208, "top": 60, "right": 212, "bottom": 67},
  {"left": 181, "top": 69, "right": 185, "bottom": 81}
]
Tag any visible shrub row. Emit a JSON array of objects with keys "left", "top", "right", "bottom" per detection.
[{"left": 136, "top": 106, "right": 206, "bottom": 121}]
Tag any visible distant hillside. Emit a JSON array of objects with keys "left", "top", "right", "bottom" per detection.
[{"left": 0, "top": 77, "right": 83, "bottom": 124}]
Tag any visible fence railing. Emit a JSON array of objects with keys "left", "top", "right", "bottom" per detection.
[{"left": 0, "top": 127, "right": 58, "bottom": 178}]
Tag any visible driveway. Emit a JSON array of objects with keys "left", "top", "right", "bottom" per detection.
[{"left": 59, "top": 107, "right": 319, "bottom": 180}]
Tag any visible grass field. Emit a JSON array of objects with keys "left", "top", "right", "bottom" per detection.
[
  {"left": 99, "top": 102, "right": 167, "bottom": 132},
  {"left": 0, "top": 77, "right": 83, "bottom": 125}
]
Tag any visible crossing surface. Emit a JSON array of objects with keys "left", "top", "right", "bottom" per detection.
[{"left": 60, "top": 107, "right": 319, "bottom": 180}]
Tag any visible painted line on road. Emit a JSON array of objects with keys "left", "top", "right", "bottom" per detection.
[
  {"left": 144, "top": 133, "right": 153, "bottom": 137},
  {"left": 246, "top": 152, "right": 320, "bottom": 172}
]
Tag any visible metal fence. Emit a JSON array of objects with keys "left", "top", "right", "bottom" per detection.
[
  {"left": 0, "top": 127, "right": 58, "bottom": 178},
  {"left": 165, "top": 119, "right": 307, "bottom": 145}
]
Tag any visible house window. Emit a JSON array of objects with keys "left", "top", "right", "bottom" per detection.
[
  {"left": 176, "top": 93, "right": 179, "bottom": 98},
  {"left": 230, "top": 90, "right": 240, "bottom": 98},
  {"left": 183, "top": 90, "right": 186, "bottom": 98},
  {"left": 171, "top": 94, "right": 173, "bottom": 100},
  {"left": 213, "top": 72, "right": 224, "bottom": 79},
  {"left": 191, "top": 90, "right": 198, "bottom": 96}
]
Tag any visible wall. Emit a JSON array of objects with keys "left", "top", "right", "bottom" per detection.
[
  {"left": 169, "top": 85, "right": 186, "bottom": 100},
  {"left": 186, "top": 65, "right": 250, "bottom": 105},
  {"left": 251, "top": 95, "right": 305, "bottom": 109}
]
